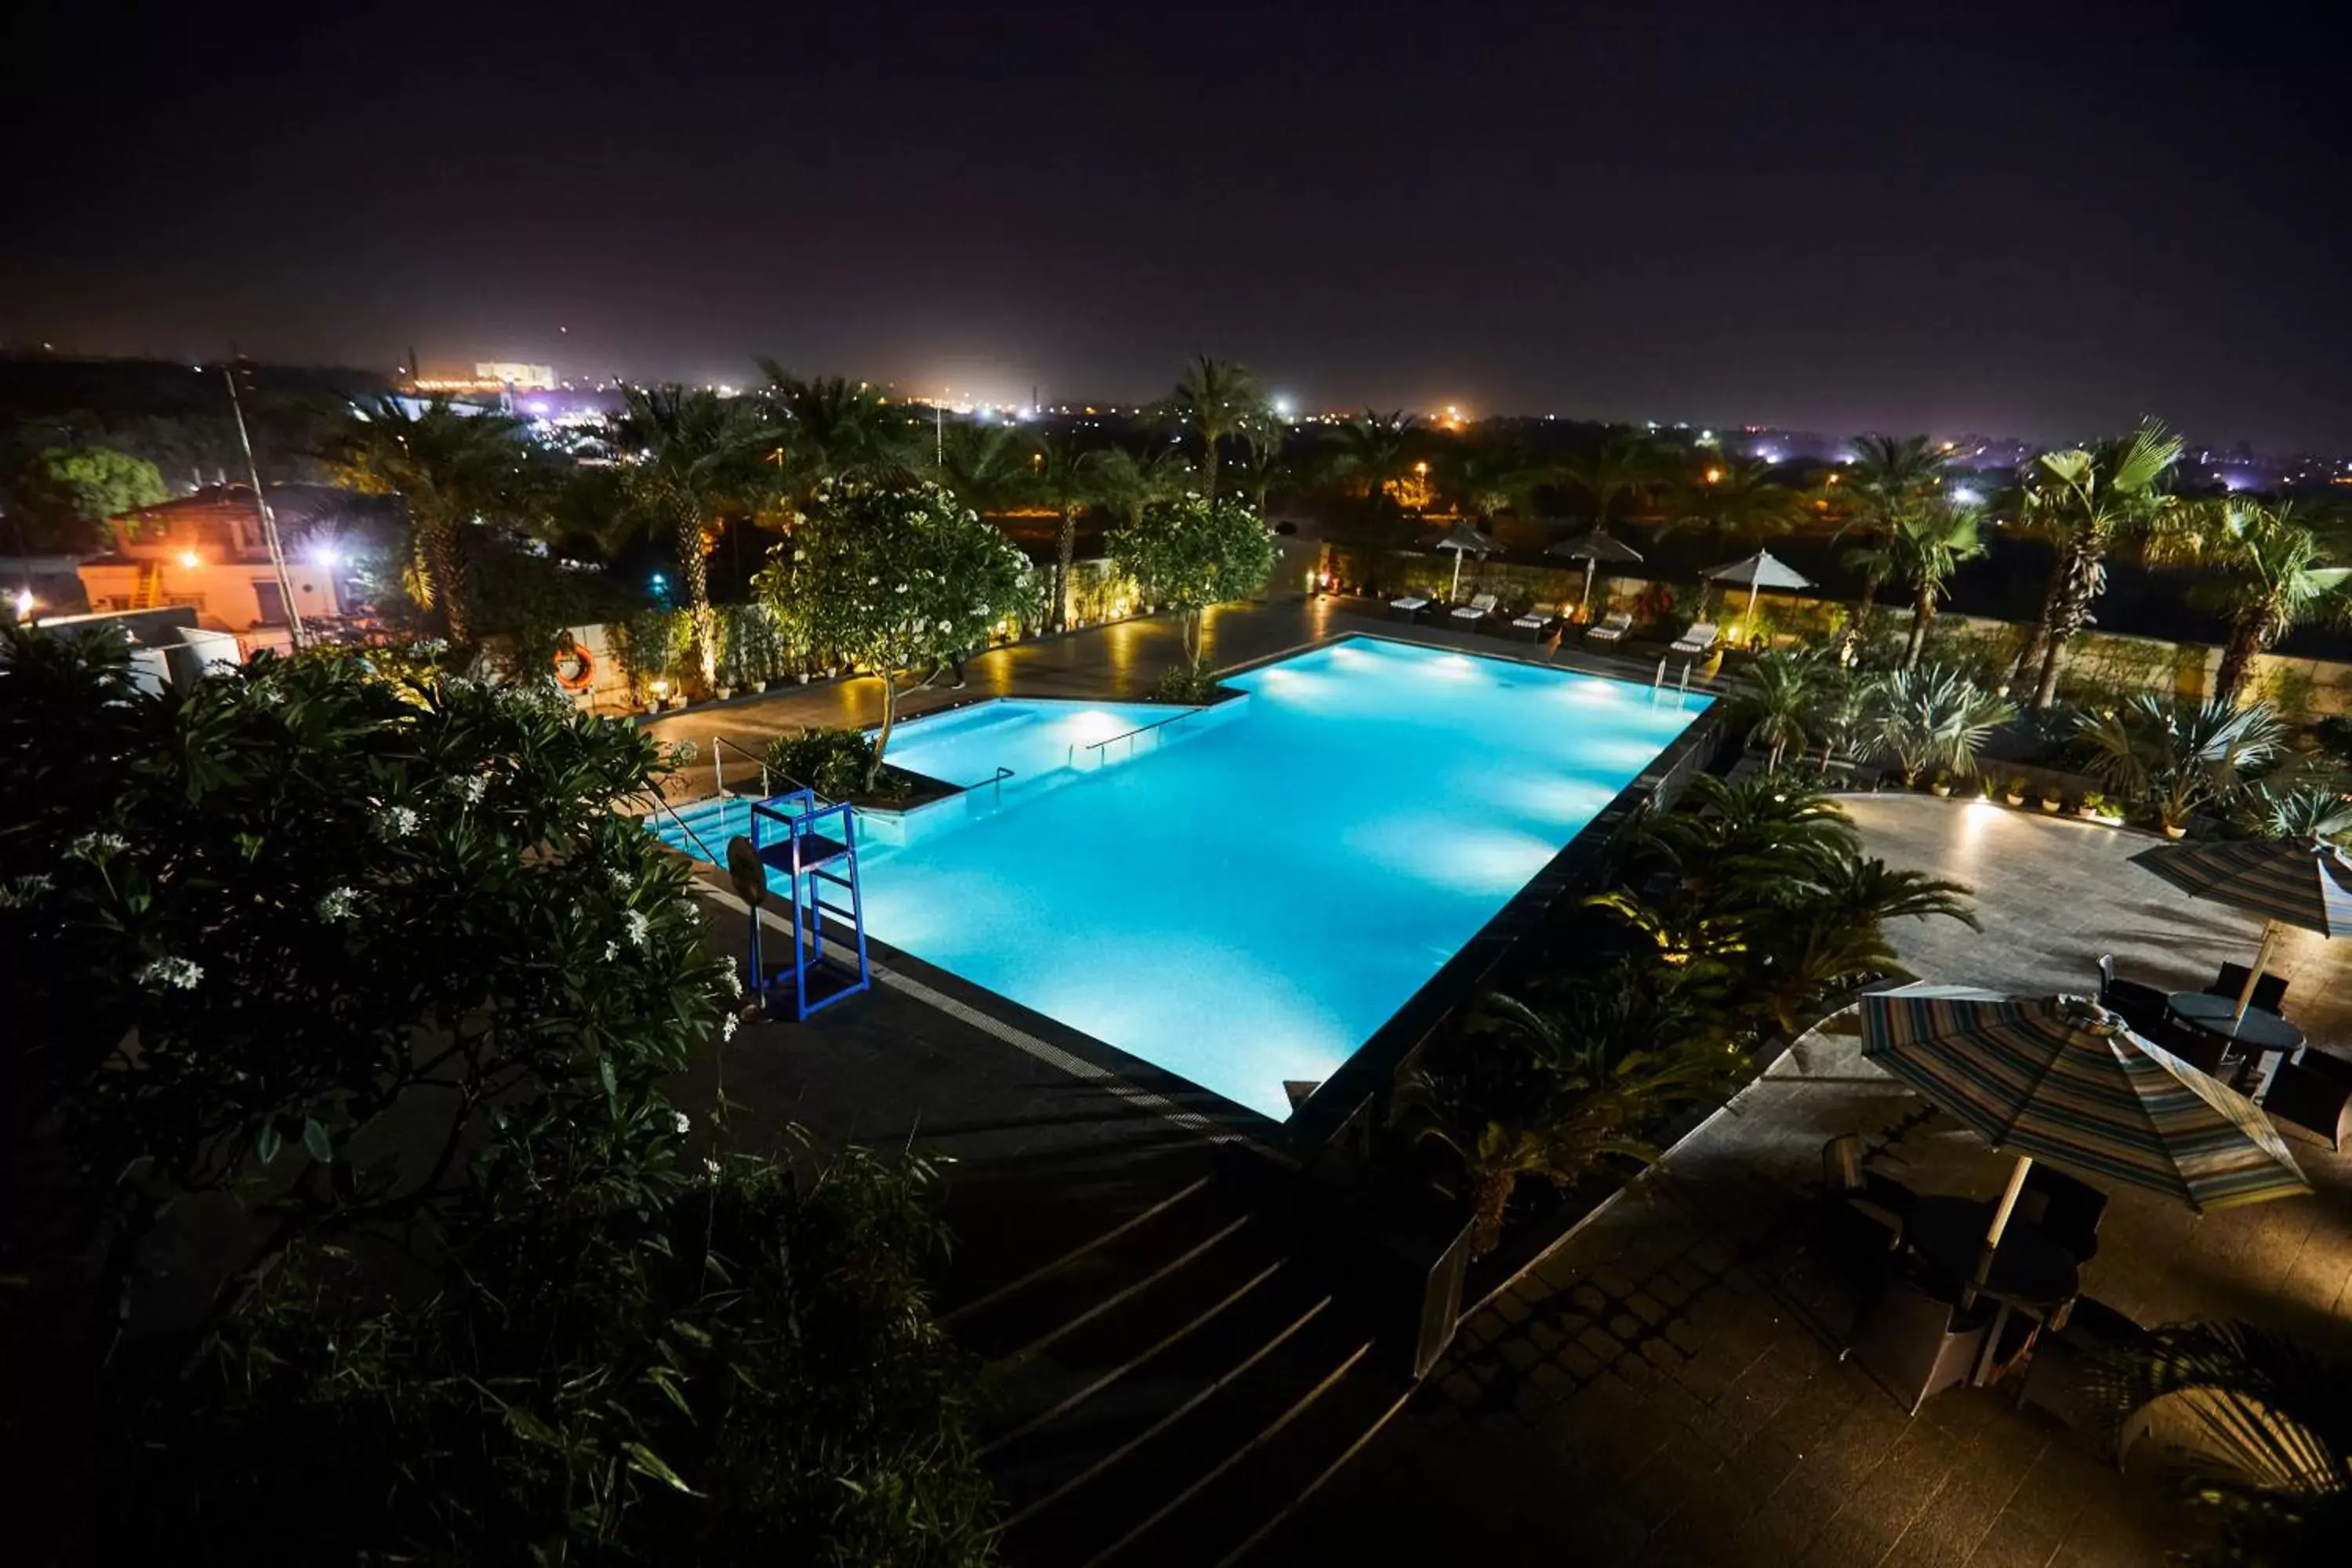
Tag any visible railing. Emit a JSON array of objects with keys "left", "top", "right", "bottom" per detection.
[
  {"left": 983, "top": 765, "right": 1014, "bottom": 807},
  {"left": 710, "top": 734, "right": 771, "bottom": 801},
  {"left": 633, "top": 789, "right": 726, "bottom": 866},
  {"left": 1069, "top": 707, "right": 1196, "bottom": 768}
]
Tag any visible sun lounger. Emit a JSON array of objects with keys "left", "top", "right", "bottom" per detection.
[
  {"left": 1388, "top": 596, "right": 1430, "bottom": 622},
  {"left": 1508, "top": 603, "right": 1559, "bottom": 641},
  {"left": 1584, "top": 611, "right": 1632, "bottom": 647},
  {"left": 1448, "top": 593, "right": 1499, "bottom": 627},
  {"left": 1670, "top": 621, "right": 1718, "bottom": 656}
]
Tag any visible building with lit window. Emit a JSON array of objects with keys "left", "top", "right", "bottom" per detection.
[{"left": 74, "top": 485, "right": 374, "bottom": 636}]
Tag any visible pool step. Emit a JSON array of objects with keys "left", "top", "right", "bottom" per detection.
[{"left": 956, "top": 1171, "right": 1411, "bottom": 1568}]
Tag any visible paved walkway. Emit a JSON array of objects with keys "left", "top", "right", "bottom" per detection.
[{"left": 1270, "top": 793, "right": 2352, "bottom": 1567}]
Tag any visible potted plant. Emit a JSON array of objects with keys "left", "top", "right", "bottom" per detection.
[
  {"left": 2076, "top": 789, "right": 2103, "bottom": 820},
  {"left": 2004, "top": 774, "right": 2027, "bottom": 807},
  {"left": 1930, "top": 770, "right": 1953, "bottom": 798},
  {"left": 646, "top": 677, "right": 671, "bottom": 715},
  {"left": 2039, "top": 789, "right": 2063, "bottom": 813}
]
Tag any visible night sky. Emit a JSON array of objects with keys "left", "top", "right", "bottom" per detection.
[{"left": 6, "top": 1, "right": 2346, "bottom": 448}]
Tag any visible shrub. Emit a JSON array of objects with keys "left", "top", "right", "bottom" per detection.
[
  {"left": 764, "top": 727, "right": 884, "bottom": 800},
  {"left": 1152, "top": 659, "right": 1225, "bottom": 704}
]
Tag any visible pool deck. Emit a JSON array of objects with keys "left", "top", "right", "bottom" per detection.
[{"left": 1264, "top": 794, "right": 2352, "bottom": 1567}]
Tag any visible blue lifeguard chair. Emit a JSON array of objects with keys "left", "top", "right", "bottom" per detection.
[{"left": 738, "top": 789, "right": 871, "bottom": 1019}]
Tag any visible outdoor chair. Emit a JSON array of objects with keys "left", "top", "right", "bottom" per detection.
[
  {"left": 2261, "top": 1060, "right": 2350, "bottom": 1152},
  {"left": 2016, "top": 1296, "right": 2149, "bottom": 1459},
  {"left": 1584, "top": 611, "right": 1632, "bottom": 647},
  {"left": 1448, "top": 593, "right": 1500, "bottom": 627},
  {"left": 1508, "top": 603, "right": 1559, "bottom": 641},
  {"left": 1849, "top": 1274, "right": 1994, "bottom": 1414},
  {"left": 2297, "top": 1048, "right": 2352, "bottom": 1091},
  {"left": 1669, "top": 621, "right": 1718, "bottom": 657},
  {"left": 2017, "top": 1164, "right": 2107, "bottom": 1265},
  {"left": 2206, "top": 963, "right": 2288, "bottom": 1016},
  {"left": 2148, "top": 1014, "right": 2235, "bottom": 1080},
  {"left": 2096, "top": 954, "right": 2172, "bottom": 1037},
  {"left": 1387, "top": 595, "right": 1431, "bottom": 622}
]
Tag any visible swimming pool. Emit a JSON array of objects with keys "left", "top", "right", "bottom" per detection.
[{"left": 656, "top": 637, "right": 1709, "bottom": 1121}]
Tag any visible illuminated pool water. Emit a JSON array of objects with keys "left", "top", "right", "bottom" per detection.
[{"left": 659, "top": 637, "right": 1708, "bottom": 1120}]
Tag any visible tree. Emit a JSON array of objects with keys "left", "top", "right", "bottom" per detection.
[
  {"left": 2074, "top": 695, "right": 2285, "bottom": 833},
  {"left": 323, "top": 397, "right": 539, "bottom": 645},
  {"left": 1436, "top": 445, "right": 1538, "bottom": 528},
  {"left": 1867, "top": 664, "right": 2016, "bottom": 786},
  {"left": 1555, "top": 434, "right": 1667, "bottom": 536},
  {"left": 1835, "top": 434, "right": 1947, "bottom": 641},
  {"left": 1321, "top": 410, "right": 1423, "bottom": 590},
  {"left": 613, "top": 387, "right": 777, "bottom": 691},
  {"left": 1231, "top": 416, "right": 1290, "bottom": 519},
  {"left": 2017, "top": 421, "right": 2185, "bottom": 710},
  {"left": 755, "top": 362, "right": 916, "bottom": 508},
  {"left": 1162, "top": 356, "right": 1269, "bottom": 498},
  {"left": 8, "top": 445, "right": 170, "bottom": 550},
  {"left": 1033, "top": 430, "right": 1102, "bottom": 631},
  {"left": 0, "top": 626, "right": 995, "bottom": 1563},
  {"left": 1668, "top": 454, "right": 1801, "bottom": 539},
  {"left": 757, "top": 477, "right": 1041, "bottom": 788},
  {"left": 1105, "top": 492, "right": 1276, "bottom": 666},
  {"left": 1858, "top": 497, "right": 1986, "bottom": 670},
  {"left": 931, "top": 417, "right": 1038, "bottom": 520},
  {"left": 2179, "top": 500, "right": 2352, "bottom": 704},
  {"left": 1725, "top": 649, "right": 1818, "bottom": 771}
]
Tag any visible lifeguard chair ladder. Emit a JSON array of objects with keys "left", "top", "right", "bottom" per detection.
[{"left": 747, "top": 789, "right": 872, "bottom": 1019}]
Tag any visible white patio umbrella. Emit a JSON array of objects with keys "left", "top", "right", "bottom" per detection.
[
  {"left": 1545, "top": 529, "right": 1644, "bottom": 615},
  {"left": 1417, "top": 522, "right": 1499, "bottom": 601},
  {"left": 1702, "top": 547, "right": 1813, "bottom": 630}
]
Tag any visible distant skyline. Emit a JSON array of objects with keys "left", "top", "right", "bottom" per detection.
[{"left": 6, "top": 1, "right": 2346, "bottom": 449}]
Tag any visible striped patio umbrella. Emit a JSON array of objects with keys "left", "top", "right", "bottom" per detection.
[
  {"left": 1860, "top": 986, "right": 2309, "bottom": 1250},
  {"left": 2129, "top": 837, "right": 2352, "bottom": 1021}
]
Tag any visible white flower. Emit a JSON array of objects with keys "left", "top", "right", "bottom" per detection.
[
  {"left": 376, "top": 805, "right": 419, "bottom": 840},
  {"left": 67, "top": 832, "right": 128, "bottom": 861},
  {"left": 895, "top": 582, "right": 909, "bottom": 593},
  {"left": 608, "top": 866, "right": 635, "bottom": 892},
  {"left": 721, "top": 1013, "right": 739, "bottom": 1040},
  {"left": 720, "top": 959, "right": 742, "bottom": 997},
  {"left": 2, "top": 873, "right": 55, "bottom": 907},
  {"left": 672, "top": 1110, "right": 691, "bottom": 1134},
  {"left": 937, "top": 619, "right": 953, "bottom": 633},
  {"left": 446, "top": 773, "right": 488, "bottom": 805},
  {"left": 623, "top": 909, "right": 652, "bottom": 951},
  {"left": 138, "top": 955, "right": 204, "bottom": 990},
  {"left": 316, "top": 886, "right": 361, "bottom": 924},
  {"left": 702, "top": 1156, "right": 721, "bottom": 1174},
  {"left": 867, "top": 576, "right": 880, "bottom": 586},
  {"left": 603, "top": 939, "right": 620, "bottom": 962}
]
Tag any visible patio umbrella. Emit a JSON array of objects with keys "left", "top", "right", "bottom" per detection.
[
  {"left": 1545, "top": 529, "right": 1644, "bottom": 615},
  {"left": 1416, "top": 522, "right": 1499, "bottom": 601},
  {"left": 2129, "top": 837, "right": 2352, "bottom": 1022},
  {"left": 1860, "top": 986, "right": 2308, "bottom": 1254},
  {"left": 1701, "top": 547, "right": 1813, "bottom": 630}
]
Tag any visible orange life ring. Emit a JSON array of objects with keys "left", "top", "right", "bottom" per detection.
[{"left": 552, "top": 645, "right": 597, "bottom": 691}]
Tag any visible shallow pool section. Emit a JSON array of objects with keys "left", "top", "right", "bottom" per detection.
[
  {"left": 884, "top": 698, "right": 1178, "bottom": 788},
  {"left": 868, "top": 638, "right": 1705, "bottom": 1120}
]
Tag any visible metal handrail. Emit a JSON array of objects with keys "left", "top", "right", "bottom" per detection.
[
  {"left": 985, "top": 765, "right": 1014, "bottom": 806},
  {"left": 1069, "top": 706, "right": 1196, "bottom": 767},
  {"left": 710, "top": 734, "right": 771, "bottom": 800},
  {"left": 635, "top": 789, "right": 726, "bottom": 866}
]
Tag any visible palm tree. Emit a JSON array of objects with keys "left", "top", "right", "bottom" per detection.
[
  {"left": 931, "top": 419, "right": 1036, "bottom": 521},
  {"left": 1229, "top": 416, "right": 1290, "bottom": 519},
  {"left": 321, "top": 396, "right": 537, "bottom": 646},
  {"left": 1835, "top": 435, "right": 1947, "bottom": 640},
  {"left": 612, "top": 387, "right": 775, "bottom": 690},
  {"left": 2074, "top": 695, "right": 2285, "bottom": 833},
  {"left": 2016, "top": 421, "right": 2185, "bottom": 710},
  {"left": 2253, "top": 785, "right": 2352, "bottom": 844},
  {"left": 1322, "top": 411, "right": 1423, "bottom": 592},
  {"left": 1085, "top": 444, "right": 1183, "bottom": 532},
  {"left": 1868, "top": 664, "right": 2016, "bottom": 786},
  {"left": 2176, "top": 500, "right": 2352, "bottom": 704},
  {"left": 2104, "top": 1319, "right": 2352, "bottom": 1563},
  {"left": 1436, "top": 446, "right": 1538, "bottom": 529},
  {"left": 1725, "top": 650, "right": 1817, "bottom": 771},
  {"left": 754, "top": 361, "right": 913, "bottom": 506},
  {"left": 1162, "top": 356, "right": 1268, "bottom": 498},
  {"left": 1555, "top": 435, "right": 1666, "bottom": 536},
  {"left": 1033, "top": 430, "right": 1099, "bottom": 631},
  {"left": 1853, "top": 498, "right": 1986, "bottom": 670},
  {"left": 1668, "top": 455, "right": 1801, "bottom": 540}
]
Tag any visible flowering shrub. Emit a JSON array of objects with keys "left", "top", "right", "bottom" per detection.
[{"left": 1107, "top": 492, "right": 1276, "bottom": 662}]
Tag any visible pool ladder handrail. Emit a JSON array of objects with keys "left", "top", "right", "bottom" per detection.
[
  {"left": 634, "top": 789, "right": 727, "bottom": 866},
  {"left": 709, "top": 734, "right": 771, "bottom": 800},
  {"left": 1068, "top": 706, "right": 1196, "bottom": 768}
]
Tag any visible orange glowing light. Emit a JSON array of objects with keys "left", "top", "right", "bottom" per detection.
[
  {"left": 177, "top": 550, "right": 202, "bottom": 569},
  {"left": 1704, "top": 467, "right": 1723, "bottom": 485}
]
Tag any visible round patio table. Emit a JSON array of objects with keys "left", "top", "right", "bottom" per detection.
[
  {"left": 2165, "top": 991, "right": 2306, "bottom": 1054},
  {"left": 1901, "top": 1196, "right": 2080, "bottom": 1308}
]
